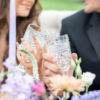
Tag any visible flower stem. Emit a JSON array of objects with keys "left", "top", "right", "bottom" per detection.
[
  {"left": 85, "top": 85, "right": 90, "bottom": 93},
  {"left": 63, "top": 91, "right": 67, "bottom": 100},
  {"left": 42, "top": 93, "right": 48, "bottom": 100}
]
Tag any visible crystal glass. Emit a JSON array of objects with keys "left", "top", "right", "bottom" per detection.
[
  {"left": 20, "top": 24, "right": 52, "bottom": 81},
  {"left": 19, "top": 24, "right": 71, "bottom": 80},
  {"left": 22, "top": 24, "right": 49, "bottom": 52},
  {"left": 46, "top": 35, "right": 71, "bottom": 73}
]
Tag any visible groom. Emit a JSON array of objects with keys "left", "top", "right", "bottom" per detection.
[{"left": 61, "top": 0, "right": 100, "bottom": 90}]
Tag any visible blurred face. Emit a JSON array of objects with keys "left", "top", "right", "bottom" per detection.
[
  {"left": 85, "top": 0, "right": 100, "bottom": 13},
  {"left": 16, "top": 0, "right": 35, "bottom": 17}
]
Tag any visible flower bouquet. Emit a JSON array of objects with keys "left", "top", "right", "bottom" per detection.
[
  {"left": 47, "top": 53, "right": 96, "bottom": 100},
  {"left": 0, "top": 52, "right": 96, "bottom": 100},
  {"left": 19, "top": 49, "right": 96, "bottom": 100},
  {"left": 0, "top": 70, "right": 41, "bottom": 100}
]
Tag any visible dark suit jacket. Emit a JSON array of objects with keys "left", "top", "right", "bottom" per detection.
[{"left": 61, "top": 10, "right": 100, "bottom": 90}]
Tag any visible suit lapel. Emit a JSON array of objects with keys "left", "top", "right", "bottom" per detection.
[{"left": 87, "top": 13, "right": 100, "bottom": 59}]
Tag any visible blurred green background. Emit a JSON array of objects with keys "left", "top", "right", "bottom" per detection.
[{"left": 40, "top": 0, "right": 84, "bottom": 11}]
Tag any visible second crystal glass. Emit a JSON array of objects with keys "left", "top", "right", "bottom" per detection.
[{"left": 46, "top": 35, "right": 71, "bottom": 73}]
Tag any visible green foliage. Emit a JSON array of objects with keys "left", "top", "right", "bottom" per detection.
[{"left": 40, "top": 0, "right": 84, "bottom": 11}]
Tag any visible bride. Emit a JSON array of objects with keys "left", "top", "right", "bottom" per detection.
[{"left": 0, "top": 0, "right": 41, "bottom": 80}]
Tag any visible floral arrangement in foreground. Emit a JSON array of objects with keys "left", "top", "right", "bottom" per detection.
[
  {"left": 0, "top": 70, "right": 48, "bottom": 100},
  {"left": 21, "top": 49, "right": 96, "bottom": 100},
  {"left": 47, "top": 53, "right": 96, "bottom": 100},
  {"left": 0, "top": 71, "right": 35, "bottom": 100},
  {"left": 0, "top": 52, "right": 96, "bottom": 100}
]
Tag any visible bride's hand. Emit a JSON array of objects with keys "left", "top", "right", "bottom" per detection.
[
  {"left": 17, "top": 43, "right": 33, "bottom": 74},
  {"left": 17, "top": 38, "right": 43, "bottom": 75}
]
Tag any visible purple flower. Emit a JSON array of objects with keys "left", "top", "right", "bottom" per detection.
[
  {"left": 0, "top": 71, "right": 40, "bottom": 100},
  {"left": 71, "top": 90, "right": 100, "bottom": 100}
]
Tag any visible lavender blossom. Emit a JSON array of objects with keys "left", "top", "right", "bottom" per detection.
[
  {"left": 0, "top": 70, "right": 39, "bottom": 100},
  {"left": 71, "top": 90, "right": 100, "bottom": 100}
]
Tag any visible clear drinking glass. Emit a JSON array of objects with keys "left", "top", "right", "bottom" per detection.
[
  {"left": 46, "top": 35, "right": 71, "bottom": 73},
  {"left": 22, "top": 24, "right": 49, "bottom": 52},
  {"left": 19, "top": 24, "right": 71, "bottom": 80},
  {"left": 20, "top": 24, "right": 50, "bottom": 81}
]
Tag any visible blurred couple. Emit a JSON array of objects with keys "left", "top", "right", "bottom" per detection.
[{"left": 0, "top": 0, "right": 100, "bottom": 90}]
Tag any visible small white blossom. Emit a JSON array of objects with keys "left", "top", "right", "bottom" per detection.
[{"left": 81, "top": 72, "right": 96, "bottom": 85}]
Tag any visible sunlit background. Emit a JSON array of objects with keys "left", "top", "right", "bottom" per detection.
[{"left": 40, "top": 0, "right": 84, "bottom": 11}]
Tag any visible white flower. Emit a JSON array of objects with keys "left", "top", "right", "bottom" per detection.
[{"left": 81, "top": 72, "right": 96, "bottom": 85}]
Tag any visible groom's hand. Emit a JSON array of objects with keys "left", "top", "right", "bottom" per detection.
[
  {"left": 42, "top": 53, "right": 62, "bottom": 89},
  {"left": 42, "top": 53, "right": 77, "bottom": 89}
]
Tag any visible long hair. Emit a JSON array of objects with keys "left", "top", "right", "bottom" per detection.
[{"left": 0, "top": 0, "right": 42, "bottom": 60}]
